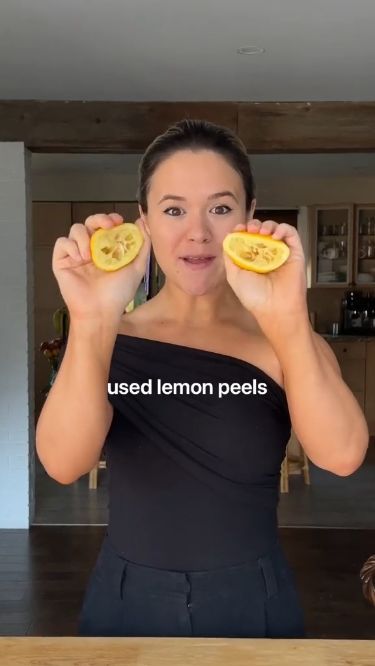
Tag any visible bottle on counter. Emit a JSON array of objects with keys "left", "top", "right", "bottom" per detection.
[
  {"left": 369, "top": 294, "right": 375, "bottom": 330},
  {"left": 340, "top": 293, "right": 348, "bottom": 332},
  {"left": 362, "top": 292, "right": 371, "bottom": 329},
  {"left": 343, "top": 289, "right": 363, "bottom": 330}
]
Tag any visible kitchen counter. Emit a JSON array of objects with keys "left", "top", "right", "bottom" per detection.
[
  {"left": 1, "top": 637, "right": 375, "bottom": 666},
  {"left": 322, "top": 334, "right": 375, "bottom": 341}
]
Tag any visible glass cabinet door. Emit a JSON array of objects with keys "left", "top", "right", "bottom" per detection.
[
  {"left": 355, "top": 206, "right": 375, "bottom": 287},
  {"left": 312, "top": 205, "right": 353, "bottom": 286}
]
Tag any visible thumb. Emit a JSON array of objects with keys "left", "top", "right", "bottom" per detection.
[
  {"left": 223, "top": 249, "right": 240, "bottom": 280},
  {"left": 232, "top": 223, "right": 247, "bottom": 232}
]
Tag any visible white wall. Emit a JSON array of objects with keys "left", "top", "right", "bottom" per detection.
[
  {"left": 31, "top": 169, "right": 375, "bottom": 207},
  {"left": 32, "top": 172, "right": 138, "bottom": 202},
  {"left": 0, "top": 143, "right": 33, "bottom": 528},
  {"left": 255, "top": 176, "right": 375, "bottom": 208}
]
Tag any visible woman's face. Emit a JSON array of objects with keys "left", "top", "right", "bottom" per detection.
[{"left": 141, "top": 149, "right": 256, "bottom": 296}]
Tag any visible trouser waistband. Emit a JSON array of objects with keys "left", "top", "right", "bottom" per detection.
[{"left": 99, "top": 533, "right": 284, "bottom": 600}]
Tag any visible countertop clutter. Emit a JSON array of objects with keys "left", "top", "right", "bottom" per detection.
[{"left": 1, "top": 637, "right": 375, "bottom": 666}]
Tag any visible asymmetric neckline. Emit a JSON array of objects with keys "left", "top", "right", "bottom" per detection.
[{"left": 115, "top": 332, "right": 286, "bottom": 396}]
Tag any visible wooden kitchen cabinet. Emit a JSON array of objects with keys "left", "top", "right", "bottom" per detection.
[
  {"left": 354, "top": 205, "right": 375, "bottom": 287},
  {"left": 309, "top": 202, "right": 375, "bottom": 288},
  {"left": 365, "top": 341, "right": 375, "bottom": 435},
  {"left": 328, "top": 339, "right": 374, "bottom": 434},
  {"left": 71, "top": 202, "right": 115, "bottom": 224},
  {"left": 309, "top": 204, "right": 354, "bottom": 287},
  {"left": 33, "top": 201, "right": 72, "bottom": 245},
  {"left": 329, "top": 341, "right": 366, "bottom": 360},
  {"left": 114, "top": 201, "right": 139, "bottom": 220},
  {"left": 331, "top": 341, "right": 366, "bottom": 408},
  {"left": 72, "top": 201, "right": 139, "bottom": 225}
]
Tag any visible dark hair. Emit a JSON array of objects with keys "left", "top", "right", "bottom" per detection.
[{"left": 137, "top": 119, "right": 256, "bottom": 213}]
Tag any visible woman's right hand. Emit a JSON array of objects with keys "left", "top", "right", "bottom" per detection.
[{"left": 52, "top": 213, "right": 151, "bottom": 322}]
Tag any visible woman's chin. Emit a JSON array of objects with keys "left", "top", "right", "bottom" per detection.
[{"left": 178, "top": 276, "right": 223, "bottom": 297}]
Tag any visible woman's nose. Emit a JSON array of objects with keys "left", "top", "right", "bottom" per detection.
[{"left": 187, "top": 217, "right": 211, "bottom": 242}]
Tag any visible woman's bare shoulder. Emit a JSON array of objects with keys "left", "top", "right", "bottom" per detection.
[{"left": 118, "top": 299, "right": 158, "bottom": 336}]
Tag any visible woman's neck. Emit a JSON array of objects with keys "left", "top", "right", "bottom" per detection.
[{"left": 151, "top": 279, "right": 246, "bottom": 328}]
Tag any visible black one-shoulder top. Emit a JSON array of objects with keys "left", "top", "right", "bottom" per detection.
[{"left": 104, "top": 334, "right": 291, "bottom": 571}]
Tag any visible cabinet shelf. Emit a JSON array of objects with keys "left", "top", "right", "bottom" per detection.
[
  {"left": 310, "top": 203, "right": 375, "bottom": 287},
  {"left": 318, "top": 234, "right": 347, "bottom": 239}
]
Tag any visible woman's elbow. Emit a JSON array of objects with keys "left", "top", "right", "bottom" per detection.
[
  {"left": 333, "top": 458, "right": 365, "bottom": 477},
  {"left": 44, "top": 463, "right": 80, "bottom": 485},
  {"left": 330, "top": 429, "right": 369, "bottom": 477},
  {"left": 36, "top": 451, "right": 80, "bottom": 485}
]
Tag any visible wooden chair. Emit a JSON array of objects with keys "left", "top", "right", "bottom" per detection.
[
  {"left": 89, "top": 459, "right": 107, "bottom": 489},
  {"left": 280, "top": 430, "right": 310, "bottom": 493}
]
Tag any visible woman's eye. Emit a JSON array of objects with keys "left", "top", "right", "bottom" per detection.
[
  {"left": 211, "top": 205, "right": 232, "bottom": 215},
  {"left": 164, "top": 207, "right": 183, "bottom": 216}
]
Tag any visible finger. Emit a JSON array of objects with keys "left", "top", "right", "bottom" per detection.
[
  {"left": 52, "top": 237, "right": 86, "bottom": 268},
  {"left": 84, "top": 213, "right": 123, "bottom": 236},
  {"left": 246, "top": 219, "right": 262, "bottom": 232},
  {"left": 232, "top": 222, "right": 247, "bottom": 232},
  {"left": 259, "top": 220, "right": 278, "bottom": 235},
  {"left": 68, "top": 224, "right": 93, "bottom": 261},
  {"left": 222, "top": 248, "right": 241, "bottom": 276},
  {"left": 107, "top": 212, "right": 124, "bottom": 224},
  {"left": 271, "top": 222, "right": 301, "bottom": 246},
  {"left": 270, "top": 223, "right": 305, "bottom": 263}
]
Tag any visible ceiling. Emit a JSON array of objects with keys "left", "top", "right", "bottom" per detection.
[
  {"left": 31, "top": 153, "right": 375, "bottom": 178},
  {"left": 6, "top": 1, "right": 375, "bottom": 176},
  {"left": 1, "top": 0, "right": 375, "bottom": 101}
]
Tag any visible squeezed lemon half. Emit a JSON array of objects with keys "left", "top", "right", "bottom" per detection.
[
  {"left": 90, "top": 223, "right": 143, "bottom": 271},
  {"left": 222, "top": 231, "right": 290, "bottom": 273}
]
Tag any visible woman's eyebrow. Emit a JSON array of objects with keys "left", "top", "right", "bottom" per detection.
[
  {"left": 208, "top": 191, "right": 238, "bottom": 203},
  {"left": 158, "top": 194, "right": 186, "bottom": 204},
  {"left": 158, "top": 191, "right": 238, "bottom": 205}
]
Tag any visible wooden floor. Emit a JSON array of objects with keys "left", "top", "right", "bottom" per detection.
[{"left": 0, "top": 526, "right": 374, "bottom": 638}]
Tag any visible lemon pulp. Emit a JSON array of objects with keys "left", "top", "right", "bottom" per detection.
[
  {"left": 90, "top": 223, "right": 143, "bottom": 271},
  {"left": 223, "top": 231, "right": 289, "bottom": 273}
]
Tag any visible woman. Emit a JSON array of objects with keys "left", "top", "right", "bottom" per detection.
[{"left": 36, "top": 119, "right": 369, "bottom": 639}]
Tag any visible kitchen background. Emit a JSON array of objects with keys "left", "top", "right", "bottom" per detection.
[{"left": 33, "top": 151, "right": 375, "bottom": 528}]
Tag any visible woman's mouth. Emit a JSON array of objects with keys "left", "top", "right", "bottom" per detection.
[{"left": 181, "top": 256, "right": 216, "bottom": 270}]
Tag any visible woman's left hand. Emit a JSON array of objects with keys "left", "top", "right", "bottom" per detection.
[{"left": 223, "top": 219, "right": 308, "bottom": 327}]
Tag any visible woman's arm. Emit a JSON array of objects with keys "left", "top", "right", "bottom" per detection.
[
  {"left": 223, "top": 220, "right": 369, "bottom": 476},
  {"left": 267, "top": 312, "right": 369, "bottom": 476},
  {"left": 36, "top": 318, "right": 116, "bottom": 484}
]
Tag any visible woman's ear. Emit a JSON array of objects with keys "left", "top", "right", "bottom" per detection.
[
  {"left": 248, "top": 198, "right": 257, "bottom": 221},
  {"left": 138, "top": 204, "right": 151, "bottom": 236}
]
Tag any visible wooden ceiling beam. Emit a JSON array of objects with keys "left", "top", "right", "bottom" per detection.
[
  {"left": 0, "top": 101, "right": 237, "bottom": 153},
  {"left": 238, "top": 102, "right": 375, "bottom": 153},
  {"left": 0, "top": 100, "right": 375, "bottom": 153}
]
